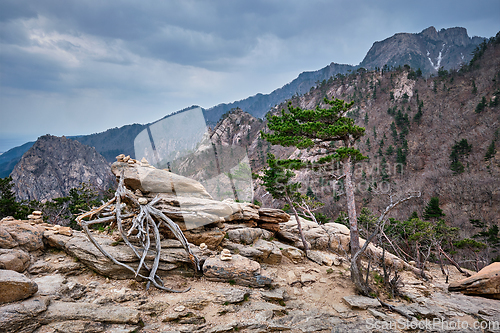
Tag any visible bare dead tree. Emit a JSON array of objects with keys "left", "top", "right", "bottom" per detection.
[
  {"left": 76, "top": 173, "right": 200, "bottom": 292},
  {"left": 350, "top": 191, "right": 421, "bottom": 296}
]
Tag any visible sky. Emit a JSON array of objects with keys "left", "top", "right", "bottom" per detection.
[{"left": 1, "top": 0, "right": 499, "bottom": 153}]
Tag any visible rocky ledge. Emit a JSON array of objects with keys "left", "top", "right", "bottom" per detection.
[{"left": 1, "top": 160, "right": 499, "bottom": 332}]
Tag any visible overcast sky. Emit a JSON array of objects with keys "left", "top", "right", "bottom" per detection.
[{"left": 1, "top": 0, "right": 499, "bottom": 153}]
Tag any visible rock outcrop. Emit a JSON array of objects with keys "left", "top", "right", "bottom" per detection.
[
  {"left": 448, "top": 262, "right": 500, "bottom": 299},
  {"left": 11, "top": 135, "right": 115, "bottom": 202},
  {"left": 360, "top": 26, "right": 485, "bottom": 73},
  {"left": 0, "top": 270, "right": 38, "bottom": 304}
]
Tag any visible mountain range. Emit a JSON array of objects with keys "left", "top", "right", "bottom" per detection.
[{"left": 0, "top": 26, "right": 487, "bottom": 179}]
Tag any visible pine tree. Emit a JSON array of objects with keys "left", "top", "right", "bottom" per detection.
[
  {"left": 423, "top": 197, "right": 445, "bottom": 220},
  {"left": 485, "top": 140, "right": 496, "bottom": 161},
  {"left": 262, "top": 97, "right": 366, "bottom": 259},
  {"left": 259, "top": 154, "right": 309, "bottom": 250},
  {"left": 0, "top": 176, "right": 28, "bottom": 219}
]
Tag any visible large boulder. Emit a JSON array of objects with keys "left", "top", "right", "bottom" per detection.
[
  {"left": 44, "top": 230, "right": 211, "bottom": 279},
  {"left": 0, "top": 219, "right": 44, "bottom": 252},
  {"left": 0, "top": 270, "right": 38, "bottom": 304},
  {"left": 203, "top": 254, "right": 272, "bottom": 287},
  {"left": 111, "top": 161, "right": 212, "bottom": 199},
  {"left": 0, "top": 249, "right": 31, "bottom": 272},
  {"left": 448, "top": 262, "right": 500, "bottom": 299}
]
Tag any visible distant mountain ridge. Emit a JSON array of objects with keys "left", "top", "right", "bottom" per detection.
[
  {"left": 360, "top": 26, "right": 485, "bottom": 72},
  {"left": 10, "top": 135, "right": 115, "bottom": 202},
  {"left": 1, "top": 26, "right": 487, "bottom": 178}
]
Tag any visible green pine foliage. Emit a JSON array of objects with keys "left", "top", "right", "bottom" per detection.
[
  {"left": 422, "top": 197, "right": 445, "bottom": 220},
  {"left": 259, "top": 153, "right": 299, "bottom": 200},
  {"left": 262, "top": 97, "right": 367, "bottom": 163},
  {"left": 475, "top": 96, "right": 487, "bottom": 113},
  {"left": 449, "top": 139, "right": 472, "bottom": 174},
  {"left": 0, "top": 176, "right": 30, "bottom": 219},
  {"left": 485, "top": 139, "right": 497, "bottom": 161}
]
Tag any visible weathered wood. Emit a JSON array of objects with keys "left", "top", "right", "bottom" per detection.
[{"left": 76, "top": 172, "right": 199, "bottom": 292}]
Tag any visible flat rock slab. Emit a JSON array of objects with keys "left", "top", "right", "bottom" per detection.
[
  {"left": 33, "top": 274, "right": 66, "bottom": 296},
  {"left": 211, "top": 287, "right": 251, "bottom": 304},
  {"left": 260, "top": 288, "right": 285, "bottom": 301},
  {"left": 42, "top": 301, "right": 141, "bottom": 324},
  {"left": 203, "top": 254, "right": 272, "bottom": 287},
  {"left": 0, "top": 270, "right": 38, "bottom": 304},
  {"left": 342, "top": 295, "right": 381, "bottom": 309},
  {"left": 0, "top": 296, "right": 49, "bottom": 333},
  {"left": 306, "top": 250, "right": 341, "bottom": 266}
]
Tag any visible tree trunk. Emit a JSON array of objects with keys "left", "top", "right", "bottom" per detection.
[
  {"left": 344, "top": 156, "right": 359, "bottom": 256},
  {"left": 287, "top": 197, "right": 309, "bottom": 251}
]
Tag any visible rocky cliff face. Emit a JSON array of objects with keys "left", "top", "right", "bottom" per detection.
[
  {"left": 360, "top": 26, "right": 485, "bottom": 73},
  {"left": 11, "top": 135, "right": 115, "bottom": 202}
]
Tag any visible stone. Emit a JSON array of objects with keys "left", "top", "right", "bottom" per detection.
[
  {"left": 0, "top": 248, "right": 31, "bottom": 272},
  {"left": 28, "top": 256, "right": 84, "bottom": 276},
  {"left": 273, "top": 241, "right": 305, "bottom": 264},
  {"left": 0, "top": 270, "right": 38, "bottom": 304},
  {"left": 211, "top": 287, "right": 251, "bottom": 304},
  {"left": 203, "top": 254, "right": 272, "bottom": 287},
  {"left": 257, "top": 208, "right": 290, "bottom": 223},
  {"left": 42, "top": 230, "right": 207, "bottom": 279},
  {"left": 183, "top": 228, "right": 225, "bottom": 249},
  {"left": 448, "top": 262, "right": 500, "bottom": 299},
  {"left": 252, "top": 239, "right": 282, "bottom": 265},
  {"left": 111, "top": 161, "right": 212, "bottom": 199},
  {"left": 181, "top": 296, "right": 210, "bottom": 310},
  {"left": 260, "top": 289, "right": 285, "bottom": 301},
  {"left": 220, "top": 248, "right": 232, "bottom": 261},
  {"left": 0, "top": 220, "right": 45, "bottom": 252},
  {"left": 138, "top": 197, "right": 148, "bottom": 205},
  {"left": 41, "top": 301, "right": 141, "bottom": 324},
  {"left": 226, "top": 227, "right": 272, "bottom": 245},
  {"left": 59, "top": 281, "right": 88, "bottom": 301},
  {"left": 306, "top": 250, "right": 341, "bottom": 266},
  {"left": 199, "top": 243, "right": 208, "bottom": 251},
  {"left": 0, "top": 297, "right": 49, "bottom": 333},
  {"left": 32, "top": 274, "right": 66, "bottom": 296},
  {"left": 138, "top": 300, "right": 170, "bottom": 316},
  {"left": 300, "top": 272, "right": 317, "bottom": 284},
  {"left": 50, "top": 224, "right": 73, "bottom": 236},
  {"left": 0, "top": 226, "right": 18, "bottom": 248},
  {"left": 46, "top": 320, "right": 105, "bottom": 333},
  {"left": 162, "top": 311, "right": 206, "bottom": 325},
  {"left": 342, "top": 295, "right": 381, "bottom": 309}
]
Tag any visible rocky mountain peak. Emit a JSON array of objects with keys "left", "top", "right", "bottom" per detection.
[
  {"left": 360, "top": 26, "right": 485, "bottom": 73},
  {"left": 10, "top": 135, "right": 115, "bottom": 202}
]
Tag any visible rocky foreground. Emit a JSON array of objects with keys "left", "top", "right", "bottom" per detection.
[{"left": 1, "top": 160, "right": 500, "bottom": 333}]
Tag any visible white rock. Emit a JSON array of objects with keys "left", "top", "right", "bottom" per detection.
[
  {"left": 138, "top": 198, "right": 148, "bottom": 205},
  {"left": 174, "top": 305, "right": 185, "bottom": 312}
]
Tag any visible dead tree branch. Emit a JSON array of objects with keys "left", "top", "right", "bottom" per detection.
[{"left": 76, "top": 172, "right": 200, "bottom": 292}]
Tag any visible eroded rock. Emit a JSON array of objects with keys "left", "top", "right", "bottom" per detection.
[
  {"left": 0, "top": 248, "right": 31, "bottom": 272},
  {"left": 448, "top": 262, "right": 500, "bottom": 299},
  {"left": 203, "top": 254, "right": 272, "bottom": 287},
  {"left": 0, "top": 270, "right": 38, "bottom": 304}
]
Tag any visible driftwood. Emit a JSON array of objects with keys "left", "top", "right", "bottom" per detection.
[{"left": 76, "top": 172, "right": 200, "bottom": 292}]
